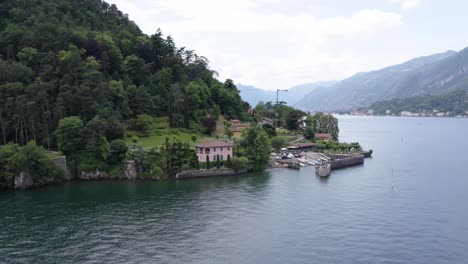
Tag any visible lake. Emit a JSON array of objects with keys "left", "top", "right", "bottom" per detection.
[{"left": 1, "top": 116, "right": 468, "bottom": 263}]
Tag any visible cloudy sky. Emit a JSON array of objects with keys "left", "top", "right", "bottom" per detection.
[{"left": 108, "top": 0, "right": 468, "bottom": 90}]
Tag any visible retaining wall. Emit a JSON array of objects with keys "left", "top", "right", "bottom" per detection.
[{"left": 176, "top": 169, "right": 247, "bottom": 179}]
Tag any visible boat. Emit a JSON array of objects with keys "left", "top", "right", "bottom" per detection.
[
  {"left": 315, "top": 162, "right": 331, "bottom": 177},
  {"left": 287, "top": 162, "right": 301, "bottom": 169}
]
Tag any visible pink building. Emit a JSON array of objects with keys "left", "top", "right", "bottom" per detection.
[{"left": 195, "top": 140, "right": 234, "bottom": 162}]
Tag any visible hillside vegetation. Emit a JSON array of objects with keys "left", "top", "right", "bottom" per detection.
[
  {"left": 295, "top": 50, "right": 468, "bottom": 111},
  {"left": 0, "top": 0, "right": 248, "bottom": 150},
  {"left": 364, "top": 90, "right": 468, "bottom": 116}
]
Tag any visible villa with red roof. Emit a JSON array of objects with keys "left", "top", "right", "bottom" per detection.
[{"left": 195, "top": 140, "right": 234, "bottom": 162}]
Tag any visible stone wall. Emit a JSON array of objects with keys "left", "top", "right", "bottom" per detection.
[
  {"left": 329, "top": 154, "right": 364, "bottom": 170},
  {"left": 123, "top": 160, "right": 137, "bottom": 179},
  {"left": 79, "top": 170, "right": 109, "bottom": 180},
  {"left": 14, "top": 171, "right": 33, "bottom": 190},
  {"left": 175, "top": 169, "right": 247, "bottom": 179},
  {"left": 50, "top": 156, "right": 70, "bottom": 179}
]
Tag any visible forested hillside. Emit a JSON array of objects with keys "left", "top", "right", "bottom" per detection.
[
  {"left": 364, "top": 90, "right": 468, "bottom": 116},
  {"left": 294, "top": 50, "right": 466, "bottom": 111},
  {"left": 0, "top": 0, "right": 248, "bottom": 149}
]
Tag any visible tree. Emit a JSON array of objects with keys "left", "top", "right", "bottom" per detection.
[
  {"left": 132, "top": 114, "right": 153, "bottom": 135},
  {"left": 110, "top": 139, "right": 127, "bottom": 164},
  {"left": 227, "top": 156, "right": 249, "bottom": 172},
  {"left": 306, "top": 113, "right": 339, "bottom": 140},
  {"left": 262, "top": 124, "right": 276, "bottom": 138},
  {"left": 5, "top": 141, "right": 63, "bottom": 186},
  {"left": 304, "top": 126, "right": 315, "bottom": 140},
  {"left": 203, "top": 117, "right": 217, "bottom": 136},
  {"left": 225, "top": 127, "right": 233, "bottom": 139},
  {"left": 271, "top": 137, "right": 286, "bottom": 150},
  {"left": 55, "top": 116, "right": 85, "bottom": 156},
  {"left": 286, "top": 110, "right": 306, "bottom": 130},
  {"left": 242, "top": 127, "right": 270, "bottom": 171}
]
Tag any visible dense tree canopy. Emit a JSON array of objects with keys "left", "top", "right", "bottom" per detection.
[
  {"left": 0, "top": 0, "right": 249, "bottom": 150},
  {"left": 306, "top": 113, "right": 339, "bottom": 140}
]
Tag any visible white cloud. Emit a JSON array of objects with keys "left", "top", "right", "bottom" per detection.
[
  {"left": 108, "top": 0, "right": 404, "bottom": 89},
  {"left": 388, "top": 0, "right": 422, "bottom": 10}
]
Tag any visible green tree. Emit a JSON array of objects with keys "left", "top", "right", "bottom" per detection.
[
  {"left": 286, "top": 110, "right": 306, "bottom": 130},
  {"left": 304, "top": 126, "right": 315, "bottom": 140},
  {"left": 306, "top": 113, "right": 339, "bottom": 140},
  {"left": 225, "top": 127, "right": 233, "bottom": 139},
  {"left": 271, "top": 137, "right": 286, "bottom": 150},
  {"left": 55, "top": 116, "right": 85, "bottom": 156},
  {"left": 110, "top": 139, "right": 127, "bottom": 164},
  {"left": 227, "top": 156, "right": 249, "bottom": 172},
  {"left": 243, "top": 127, "right": 270, "bottom": 171}
]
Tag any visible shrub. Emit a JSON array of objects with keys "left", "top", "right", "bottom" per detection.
[
  {"left": 271, "top": 137, "right": 286, "bottom": 150},
  {"left": 227, "top": 157, "right": 249, "bottom": 172},
  {"left": 110, "top": 139, "right": 127, "bottom": 164},
  {"left": 2, "top": 142, "right": 64, "bottom": 186}
]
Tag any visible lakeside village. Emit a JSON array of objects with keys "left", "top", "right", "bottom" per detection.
[
  {"left": 348, "top": 109, "right": 468, "bottom": 117},
  {"left": 0, "top": 103, "right": 372, "bottom": 190}
]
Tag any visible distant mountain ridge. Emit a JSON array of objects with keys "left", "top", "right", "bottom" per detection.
[
  {"left": 237, "top": 81, "right": 336, "bottom": 107},
  {"left": 294, "top": 49, "right": 468, "bottom": 111}
]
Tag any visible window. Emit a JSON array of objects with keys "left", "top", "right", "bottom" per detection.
[
  {"left": 213, "top": 147, "right": 216, "bottom": 152},
  {"left": 213, "top": 155, "right": 216, "bottom": 161},
  {"left": 221, "top": 155, "right": 224, "bottom": 161},
  {"left": 227, "top": 147, "right": 230, "bottom": 151},
  {"left": 221, "top": 147, "right": 223, "bottom": 151}
]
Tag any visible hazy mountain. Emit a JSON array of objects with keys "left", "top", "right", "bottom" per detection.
[
  {"left": 294, "top": 50, "right": 464, "bottom": 111},
  {"left": 238, "top": 81, "right": 336, "bottom": 107},
  {"left": 364, "top": 90, "right": 468, "bottom": 116}
]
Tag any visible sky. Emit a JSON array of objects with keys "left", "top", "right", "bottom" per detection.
[{"left": 107, "top": 0, "right": 468, "bottom": 90}]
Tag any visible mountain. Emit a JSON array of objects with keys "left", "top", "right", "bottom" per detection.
[
  {"left": 238, "top": 81, "right": 336, "bottom": 107},
  {"left": 294, "top": 50, "right": 467, "bottom": 111},
  {"left": 364, "top": 90, "right": 468, "bottom": 116}
]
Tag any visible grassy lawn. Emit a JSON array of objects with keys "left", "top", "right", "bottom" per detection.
[
  {"left": 273, "top": 135, "right": 296, "bottom": 143},
  {"left": 276, "top": 128, "right": 294, "bottom": 135},
  {"left": 125, "top": 129, "right": 201, "bottom": 149}
]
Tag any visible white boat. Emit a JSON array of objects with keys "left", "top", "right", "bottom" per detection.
[{"left": 315, "top": 163, "right": 331, "bottom": 177}]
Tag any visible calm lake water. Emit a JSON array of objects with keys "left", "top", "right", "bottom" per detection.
[{"left": 1, "top": 116, "right": 468, "bottom": 263}]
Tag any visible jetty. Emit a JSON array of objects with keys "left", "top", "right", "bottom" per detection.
[{"left": 327, "top": 154, "right": 364, "bottom": 170}]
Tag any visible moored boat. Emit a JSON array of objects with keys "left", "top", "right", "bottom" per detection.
[{"left": 315, "top": 162, "right": 331, "bottom": 177}]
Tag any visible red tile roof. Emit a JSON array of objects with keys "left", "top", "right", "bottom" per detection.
[
  {"left": 315, "top": 133, "right": 332, "bottom": 139},
  {"left": 195, "top": 140, "right": 235, "bottom": 148}
]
